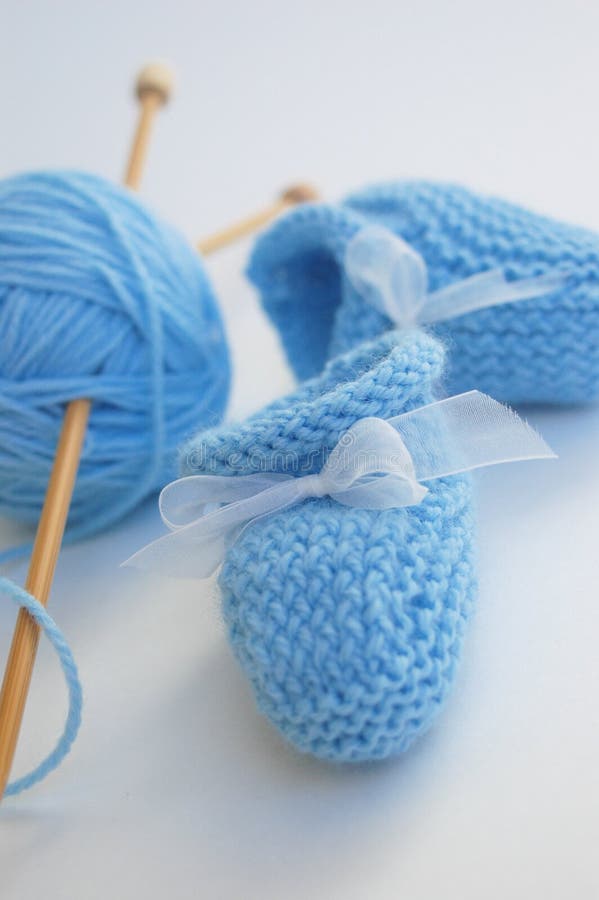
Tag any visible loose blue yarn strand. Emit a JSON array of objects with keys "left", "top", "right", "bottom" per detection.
[{"left": 0, "top": 576, "right": 82, "bottom": 797}]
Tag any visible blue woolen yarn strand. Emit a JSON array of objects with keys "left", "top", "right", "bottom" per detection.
[
  {"left": 0, "top": 170, "right": 230, "bottom": 553},
  {"left": 0, "top": 577, "right": 82, "bottom": 797}
]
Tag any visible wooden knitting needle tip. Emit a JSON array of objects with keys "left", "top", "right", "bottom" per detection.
[
  {"left": 0, "top": 68, "right": 166, "bottom": 803},
  {"left": 124, "top": 62, "right": 174, "bottom": 190},
  {"left": 197, "top": 182, "right": 319, "bottom": 255}
]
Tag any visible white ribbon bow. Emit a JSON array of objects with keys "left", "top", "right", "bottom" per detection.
[
  {"left": 124, "top": 391, "right": 555, "bottom": 579},
  {"left": 345, "top": 225, "right": 567, "bottom": 327}
]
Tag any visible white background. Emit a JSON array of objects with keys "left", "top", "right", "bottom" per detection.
[{"left": 1, "top": 1, "right": 598, "bottom": 898}]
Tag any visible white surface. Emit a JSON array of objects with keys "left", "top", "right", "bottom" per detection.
[{"left": 1, "top": 1, "right": 599, "bottom": 897}]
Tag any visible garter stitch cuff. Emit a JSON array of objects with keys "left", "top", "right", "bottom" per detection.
[
  {"left": 180, "top": 331, "right": 476, "bottom": 761},
  {"left": 247, "top": 181, "right": 599, "bottom": 404}
]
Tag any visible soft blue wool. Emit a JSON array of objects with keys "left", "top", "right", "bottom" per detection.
[
  {"left": 247, "top": 181, "right": 599, "bottom": 404},
  {"left": 0, "top": 170, "right": 230, "bottom": 554},
  {"left": 0, "top": 576, "right": 82, "bottom": 797},
  {"left": 180, "top": 331, "right": 476, "bottom": 762}
]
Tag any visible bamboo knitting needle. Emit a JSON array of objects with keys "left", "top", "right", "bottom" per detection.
[
  {"left": 197, "top": 183, "right": 319, "bottom": 255},
  {"left": 124, "top": 63, "right": 174, "bottom": 190},
  {"left": 0, "top": 63, "right": 174, "bottom": 803}
]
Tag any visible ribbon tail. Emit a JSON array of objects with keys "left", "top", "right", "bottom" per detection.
[
  {"left": 158, "top": 473, "right": 292, "bottom": 528},
  {"left": 124, "top": 474, "right": 307, "bottom": 579},
  {"left": 390, "top": 390, "right": 557, "bottom": 482},
  {"left": 423, "top": 269, "right": 569, "bottom": 325},
  {"left": 122, "top": 528, "right": 225, "bottom": 579}
]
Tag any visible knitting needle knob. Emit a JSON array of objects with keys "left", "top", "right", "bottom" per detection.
[
  {"left": 125, "top": 62, "right": 174, "bottom": 190},
  {"left": 280, "top": 183, "right": 319, "bottom": 205},
  {"left": 197, "top": 183, "right": 319, "bottom": 255},
  {"left": 135, "top": 62, "right": 175, "bottom": 105}
]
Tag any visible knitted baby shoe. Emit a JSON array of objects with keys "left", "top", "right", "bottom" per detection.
[
  {"left": 247, "top": 182, "right": 599, "bottom": 404},
  {"left": 178, "top": 330, "right": 476, "bottom": 761}
]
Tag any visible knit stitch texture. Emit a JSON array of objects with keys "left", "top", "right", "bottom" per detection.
[
  {"left": 180, "top": 331, "right": 476, "bottom": 761},
  {"left": 248, "top": 181, "right": 599, "bottom": 404}
]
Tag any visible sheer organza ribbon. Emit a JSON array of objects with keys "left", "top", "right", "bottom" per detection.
[
  {"left": 124, "top": 391, "right": 555, "bottom": 579},
  {"left": 345, "top": 225, "right": 568, "bottom": 327}
]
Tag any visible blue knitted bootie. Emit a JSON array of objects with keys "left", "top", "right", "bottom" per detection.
[
  {"left": 248, "top": 181, "right": 599, "bottom": 404},
  {"left": 179, "top": 330, "right": 476, "bottom": 761}
]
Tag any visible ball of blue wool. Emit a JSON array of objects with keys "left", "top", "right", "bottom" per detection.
[
  {"left": 180, "top": 331, "right": 476, "bottom": 762},
  {"left": 247, "top": 181, "right": 599, "bottom": 404},
  {"left": 0, "top": 170, "right": 230, "bottom": 545}
]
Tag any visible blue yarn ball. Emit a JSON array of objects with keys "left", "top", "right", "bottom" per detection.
[
  {"left": 180, "top": 331, "right": 476, "bottom": 762},
  {"left": 0, "top": 171, "right": 230, "bottom": 545},
  {"left": 248, "top": 181, "right": 599, "bottom": 404}
]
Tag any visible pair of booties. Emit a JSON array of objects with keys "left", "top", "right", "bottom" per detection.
[{"left": 180, "top": 181, "right": 598, "bottom": 762}]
